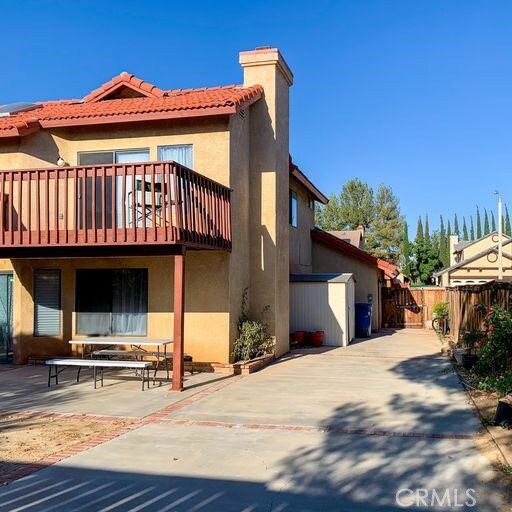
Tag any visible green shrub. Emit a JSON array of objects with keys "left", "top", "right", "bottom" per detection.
[
  {"left": 232, "top": 289, "right": 274, "bottom": 363},
  {"left": 477, "top": 373, "right": 512, "bottom": 397},
  {"left": 432, "top": 301, "right": 449, "bottom": 318}
]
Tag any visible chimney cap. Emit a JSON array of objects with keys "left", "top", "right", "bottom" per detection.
[{"left": 255, "top": 45, "right": 272, "bottom": 50}]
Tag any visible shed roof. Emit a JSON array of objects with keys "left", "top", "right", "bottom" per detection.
[{"left": 290, "top": 273, "right": 354, "bottom": 283}]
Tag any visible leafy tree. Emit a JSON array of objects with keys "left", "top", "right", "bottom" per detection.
[
  {"left": 315, "top": 178, "right": 374, "bottom": 230},
  {"left": 453, "top": 214, "right": 460, "bottom": 236},
  {"left": 462, "top": 217, "right": 469, "bottom": 240},
  {"left": 476, "top": 206, "right": 482, "bottom": 239},
  {"left": 470, "top": 216, "right": 475, "bottom": 241},
  {"left": 410, "top": 217, "right": 442, "bottom": 284},
  {"left": 505, "top": 205, "right": 511, "bottom": 236},
  {"left": 365, "top": 185, "right": 404, "bottom": 263},
  {"left": 491, "top": 211, "right": 496, "bottom": 232},
  {"left": 483, "top": 209, "right": 490, "bottom": 235}
]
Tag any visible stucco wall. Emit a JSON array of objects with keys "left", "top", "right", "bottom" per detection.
[
  {"left": 312, "top": 241, "right": 380, "bottom": 331},
  {"left": 289, "top": 176, "right": 315, "bottom": 273},
  {"left": 8, "top": 254, "right": 231, "bottom": 364},
  {"left": 242, "top": 49, "right": 291, "bottom": 357}
]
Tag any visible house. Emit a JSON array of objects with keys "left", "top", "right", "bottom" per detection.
[
  {"left": 434, "top": 232, "right": 512, "bottom": 286},
  {"left": 0, "top": 47, "right": 304, "bottom": 389}
]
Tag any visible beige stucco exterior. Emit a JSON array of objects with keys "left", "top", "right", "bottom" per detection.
[
  {"left": 440, "top": 233, "right": 512, "bottom": 287},
  {"left": 312, "top": 241, "right": 381, "bottom": 331},
  {"left": 0, "top": 48, "right": 293, "bottom": 364},
  {"left": 289, "top": 175, "right": 316, "bottom": 273}
]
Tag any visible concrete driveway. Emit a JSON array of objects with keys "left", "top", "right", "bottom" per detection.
[{"left": 0, "top": 330, "right": 505, "bottom": 511}]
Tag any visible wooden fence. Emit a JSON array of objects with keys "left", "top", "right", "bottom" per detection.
[
  {"left": 447, "top": 281, "right": 512, "bottom": 341},
  {"left": 381, "top": 287, "right": 447, "bottom": 329}
]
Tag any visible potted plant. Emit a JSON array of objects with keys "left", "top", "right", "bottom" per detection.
[
  {"left": 432, "top": 301, "right": 449, "bottom": 336},
  {"left": 458, "top": 329, "right": 483, "bottom": 369}
]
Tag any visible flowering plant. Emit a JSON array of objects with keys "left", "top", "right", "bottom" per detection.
[{"left": 473, "top": 303, "right": 512, "bottom": 375}]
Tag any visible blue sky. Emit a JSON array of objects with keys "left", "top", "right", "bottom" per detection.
[{"left": 2, "top": 0, "right": 511, "bottom": 235}]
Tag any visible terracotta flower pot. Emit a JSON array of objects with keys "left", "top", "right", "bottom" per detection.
[
  {"left": 293, "top": 331, "right": 306, "bottom": 345},
  {"left": 309, "top": 331, "right": 324, "bottom": 347}
]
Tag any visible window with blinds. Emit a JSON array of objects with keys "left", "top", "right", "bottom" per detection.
[{"left": 34, "top": 270, "right": 61, "bottom": 337}]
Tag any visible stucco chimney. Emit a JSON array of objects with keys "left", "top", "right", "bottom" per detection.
[
  {"left": 449, "top": 235, "right": 459, "bottom": 266},
  {"left": 239, "top": 47, "right": 293, "bottom": 89},
  {"left": 238, "top": 47, "right": 293, "bottom": 358}
]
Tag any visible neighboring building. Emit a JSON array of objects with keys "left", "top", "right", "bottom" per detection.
[
  {"left": 327, "top": 227, "right": 365, "bottom": 250},
  {"left": 434, "top": 232, "right": 512, "bottom": 286},
  {"left": 0, "top": 47, "right": 300, "bottom": 388}
]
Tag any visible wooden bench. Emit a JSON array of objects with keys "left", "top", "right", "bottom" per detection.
[
  {"left": 91, "top": 349, "right": 194, "bottom": 380},
  {"left": 45, "top": 358, "right": 153, "bottom": 391}
]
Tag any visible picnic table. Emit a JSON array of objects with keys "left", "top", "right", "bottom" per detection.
[{"left": 69, "top": 338, "right": 175, "bottom": 381}]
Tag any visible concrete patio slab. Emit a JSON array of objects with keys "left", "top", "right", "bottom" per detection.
[
  {"left": 0, "top": 365, "right": 230, "bottom": 418},
  {"left": 0, "top": 422, "right": 503, "bottom": 511},
  {"left": 0, "top": 329, "right": 506, "bottom": 510},
  {"left": 167, "top": 330, "right": 481, "bottom": 435}
]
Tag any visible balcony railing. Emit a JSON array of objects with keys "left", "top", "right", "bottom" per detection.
[{"left": 0, "top": 161, "right": 231, "bottom": 252}]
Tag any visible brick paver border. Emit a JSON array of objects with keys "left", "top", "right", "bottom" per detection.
[
  {"left": 0, "top": 370, "right": 478, "bottom": 488},
  {"left": 0, "top": 375, "right": 243, "bottom": 486}
]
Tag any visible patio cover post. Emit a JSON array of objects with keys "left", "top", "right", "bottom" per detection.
[{"left": 171, "top": 250, "right": 185, "bottom": 391}]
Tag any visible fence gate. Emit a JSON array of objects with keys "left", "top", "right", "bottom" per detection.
[
  {"left": 381, "top": 287, "right": 447, "bottom": 329},
  {"left": 382, "top": 288, "right": 424, "bottom": 328}
]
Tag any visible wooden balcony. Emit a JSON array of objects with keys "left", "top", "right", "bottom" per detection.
[{"left": 0, "top": 161, "right": 231, "bottom": 257}]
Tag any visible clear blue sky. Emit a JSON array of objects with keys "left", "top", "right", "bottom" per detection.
[{"left": 2, "top": 0, "right": 511, "bottom": 234}]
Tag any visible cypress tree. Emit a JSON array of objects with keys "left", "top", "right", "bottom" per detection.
[
  {"left": 453, "top": 214, "right": 460, "bottom": 236},
  {"left": 439, "top": 216, "right": 448, "bottom": 267},
  {"left": 424, "top": 214, "right": 430, "bottom": 239},
  {"left": 476, "top": 206, "right": 482, "bottom": 239},
  {"left": 470, "top": 216, "right": 475, "bottom": 240},
  {"left": 491, "top": 211, "right": 496, "bottom": 232},
  {"left": 416, "top": 216, "right": 424, "bottom": 241},
  {"left": 401, "top": 222, "right": 412, "bottom": 277},
  {"left": 462, "top": 217, "right": 469, "bottom": 240},
  {"left": 483, "top": 209, "right": 490, "bottom": 235},
  {"left": 447, "top": 220, "right": 452, "bottom": 239},
  {"left": 506, "top": 205, "right": 511, "bottom": 236}
]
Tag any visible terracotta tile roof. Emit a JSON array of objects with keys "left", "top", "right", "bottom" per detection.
[
  {"left": 0, "top": 73, "right": 263, "bottom": 138},
  {"left": 377, "top": 259, "right": 399, "bottom": 279},
  {"left": 83, "top": 72, "right": 167, "bottom": 102}
]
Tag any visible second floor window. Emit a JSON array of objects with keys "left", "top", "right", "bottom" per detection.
[
  {"left": 289, "top": 190, "right": 298, "bottom": 228},
  {"left": 158, "top": 145, "right": 193, "bottom": 168},
  {"left": 77, "top": 149, "right": 150, "bottom": 165}
]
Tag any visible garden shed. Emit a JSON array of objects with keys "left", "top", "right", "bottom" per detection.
[{"left": 290, "top": 273, "right": 355, "bottom": 347}]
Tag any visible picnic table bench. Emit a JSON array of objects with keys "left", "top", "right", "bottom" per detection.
[{"left": 45, "top": 358, "right": 153, "bottom": 391}]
